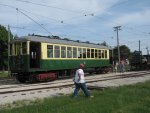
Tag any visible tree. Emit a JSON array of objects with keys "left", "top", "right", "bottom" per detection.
[
  {"left": 100, "top": 41, "right": 108, "bottom": 47},
  {"left": 0, "top": 25, "right": 13, "bottom": 70},
  {"left": 113, "top": 45, "right": 131, "bottom": 62},
  {"left": 63, "top": 38, "right": 70, "bottom": 41}
]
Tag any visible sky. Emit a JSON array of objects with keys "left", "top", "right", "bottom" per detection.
[{"left": 0, "top": 0, "right": 150, "bottom": 55}]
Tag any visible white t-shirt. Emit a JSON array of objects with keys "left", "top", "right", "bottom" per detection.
[{"left": 74, "top": 69, "right": 85, "bottom": 83}]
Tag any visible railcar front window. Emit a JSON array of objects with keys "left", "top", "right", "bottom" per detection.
[
  {"left": 47, "top": 45, "right": 53, "bottom": 58},
  {"left": 9, "top": 44, "right": 12, "bottom": 55},
  {"left": 22, "top": 42, "right": 27, "bottom": 54},
  {"left": 15, "top": 43, "right": 21, "bottom": 55}
]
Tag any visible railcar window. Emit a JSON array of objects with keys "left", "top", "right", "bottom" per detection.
[
  {"left": 78, "top": 48, "right": 82, "bottom": 58},
  {"left": 91, "top": 49, "right": 94, "bottom": 58},
  {"left": 15, "top": 43, "right": 21, "bottom": 55},
  {"left": 102, "top": 50, "right": 104, "bottom": 58},
  {"left": 47, "top": 45, "right": 53, "bottom": 58},
  {"left": 87, "top": 48, "right": 90, "bottom": 58},
  {"left": 95, "top": 49, "right": 98, "bottom": 58},
  {"left": 98, "top": 50, "right": 101, "bottom": 58},
  {"left": 10, "top": 44, "right": 12, "bottom": 55},
  {"left": 54, "top": 46, "right": 60, "bottom": 58},
  {"left": 11, "top": 44, "right": 15, "bottom": 55},
  {"left": 22, "top": 42, "right": 27, "bottom": 54},
  {"left": 73, "top": 47, "right": 77, "bottom": 58},
  {"left": 31, "top": 51, "right": 37, "bottom": 59},
  {"left": 61, "top": 46, "right": 66, "bottom": 58},
  {"left": 67, "top": 47, "right": 72, "bottom": 58},
  {"left": 83, "top": 48, "right": 86, "bottom": 58},
  {"left": 105, "top": 50, "right": 107, "bottom": 58}
]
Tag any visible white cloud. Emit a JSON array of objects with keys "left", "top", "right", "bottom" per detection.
[
  {"left": 0, "top": 0, "right": 122, "bottom": 26},
  {"left": 110, "top": 9, "right": 150, "bottom": 26}
]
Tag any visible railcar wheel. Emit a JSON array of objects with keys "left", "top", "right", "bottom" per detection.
[
  {"left": 29, "top": 74, "right": 37, "bottom": 83},
  {"left": 17, "top": 75, "right": 27, "bottom": 83}
]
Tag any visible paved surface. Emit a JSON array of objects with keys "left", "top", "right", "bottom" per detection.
[{"left": 0, "top": 71, "right": 150, "bottom": 106}]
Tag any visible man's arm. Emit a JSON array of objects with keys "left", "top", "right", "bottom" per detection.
[{"left": 78, "top": 71, "right": 81, "bottom": 82}]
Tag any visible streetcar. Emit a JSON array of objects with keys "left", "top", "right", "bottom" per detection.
[{"left": 9, "top": 35, "right": 112, "bottom": 83}]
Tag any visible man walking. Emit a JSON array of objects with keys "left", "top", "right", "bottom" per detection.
[{"left": 73, "top": 63, "right": 92, "bottom": 97}]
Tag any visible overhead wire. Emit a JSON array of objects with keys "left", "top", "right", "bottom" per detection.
[
  {"left": 0, "top": 3, "right": 16, "bottom": 9},
  {"left": 0, "top": 3, "right": 104, "bottom": 40},
  {"left": 1, "top": 1, "right": 149, "bottom": 50},
  {"left": 16, "top": 7, "right": 107, "bottom": 41},
  {"left": 0, "top": 1, "right": 120, "bottom": 41},
  {"left": 15, "top": 0, "right": 95, "bottom": 23},
  {"left": 0, "top": 3, "right": 53, "bottom": 36},
  {"left": 16, "top": 8, "right": 53, "bottom": 36},
  {"left": 15, "top": 0, "right": 88, "bottom": 14}
]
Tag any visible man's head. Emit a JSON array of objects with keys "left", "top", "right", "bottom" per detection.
[{"left": 79, "top": 63, "right": 84, "bottom": 69}]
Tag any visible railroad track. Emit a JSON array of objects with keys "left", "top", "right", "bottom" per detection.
[{"left": 0, "top": 71, "right": 150, "bottom": 95}]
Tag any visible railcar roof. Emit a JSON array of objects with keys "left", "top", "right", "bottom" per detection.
[{"left": 13, "top": 36, "right": 110, "bottom": 49}]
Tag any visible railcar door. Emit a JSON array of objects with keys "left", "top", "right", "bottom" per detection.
[{"left": 30, "top": 42, "right": 41, "bottom": 68}]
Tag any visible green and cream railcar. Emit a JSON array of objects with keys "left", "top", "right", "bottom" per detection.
[{"left": 9, "top": 36, "right": 111, "bottom": 82}]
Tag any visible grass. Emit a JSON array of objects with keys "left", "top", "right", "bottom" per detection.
[
  {"left": 0, "top": 80, "right": 150, "bottom": 113},
  {"left": 0, "top": 71, "right": 8, "bottom": 78}
]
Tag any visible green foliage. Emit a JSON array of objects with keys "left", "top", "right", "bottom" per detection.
[
  {"left": 100, "top": 41, "right": 108, "bottom": 47},
  {"left": 0, "top": 25, "right": 13, "bottom": 70},
  {"left": 63, "top": 38, "right": 70, "bottom": 41},
  {"left": 113, "top": 45, "right": 131, "bottom": 61},
  {"left": 1, "top": 80, "right": 150, "bottom": 113}
]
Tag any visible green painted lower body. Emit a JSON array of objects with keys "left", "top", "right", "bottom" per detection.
[
  {"left": 9, "top": 55, "right": 29, "bottom": 73},
  {"left": 41, "top": 59, "right": 110, "bottom": 71},
  {"left": 10, "top": 54, "right": 110, "bottom": 73}
]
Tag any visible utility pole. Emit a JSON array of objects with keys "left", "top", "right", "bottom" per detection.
[
  {"left": 139, "top": 40, "right": 141, "bottom": 52},
  {"left": 139, "top": 40, "right": 142, "bottom": 64},
  {"left": 8, "top": 25, "right": 10, "bottom": 77},
  {"left": 114, "top": 26, "right": 121, "bottom": 63},
  {"left": 146, "top": 46, "right": 149, "bottom": 61}
]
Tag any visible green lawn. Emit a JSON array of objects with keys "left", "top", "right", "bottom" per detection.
[
  {"left": 0, "top": 71, "right": 8, "bottom": 78},
  {"left": 0, "top": 80, "right": 150, "bottom": 113}
]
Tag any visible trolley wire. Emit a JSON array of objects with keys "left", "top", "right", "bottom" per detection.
[
  {"left": 0, "top": 2, "right": 149, "bottom": 47},
  {"left": 15, "top": 0, "right": 88, "bottom": 14},
  {"left": 16, "top": 8, "right": 53, "bottom": 36}
]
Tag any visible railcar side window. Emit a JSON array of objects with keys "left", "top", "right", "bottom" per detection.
[
  {"left": 54, "top": 46, "right": 60, "bottom": 58},
  {"left": 105, "top": 50, "right": 107, "bottom": 58},
  {"left": 73, "top": 47, "right": 77, "bottom": 58},
  {"left": 22, "top": 42, "right": 27, "bottom": 54},
  {"left": 98, "top": 50, "right": 101, "bottom": 58},
  {"left": 102, "top": 50, "right": 104, "bottom": 58},
  {"left": 61, "top": 46, "right": 66, "bottom": 58},
  {"left": 95, "top": 49, "right": 98, "bottom": 58},
  {"left": 83, "top": 48, "right": 86, "bottom": 58},
  {"left": 47, "top": 45, "right": 53, "bottom": 58},
  {"left": 91, "top": 49, "right": 94, "bottom": 58},
  {"left": 87, "top": 48, "right": 90, "bottom": 58},
  {"left": 67, "top": 47, "right": 72, "bottom": 58},
  {"left": 78, "top": 48, "right": 82, "bottom": 58}
]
